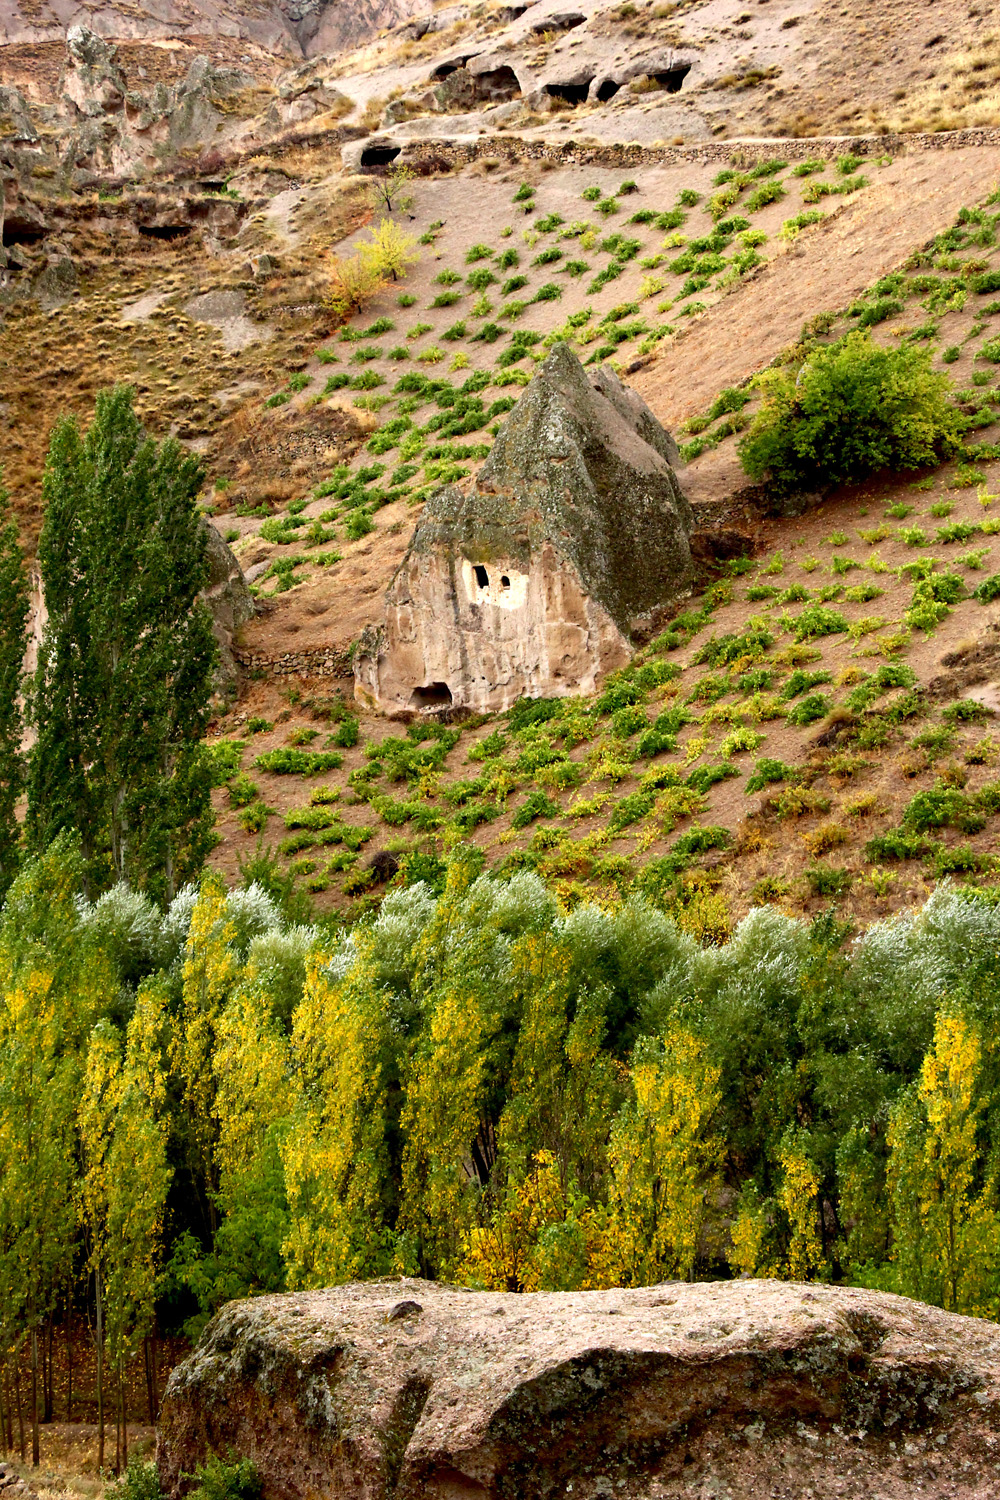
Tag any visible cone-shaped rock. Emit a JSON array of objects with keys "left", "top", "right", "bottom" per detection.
[{"left": 354, "top": 342, "right": 693, "bottom": 714}]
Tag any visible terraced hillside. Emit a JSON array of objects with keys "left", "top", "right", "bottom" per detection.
[{"left": 196, "top": 143, "right": 1000, "bottom": 931}]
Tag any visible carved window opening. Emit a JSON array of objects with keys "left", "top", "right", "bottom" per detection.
[{"left": 474, "top": 565, "right": 490, "bottom": 589}]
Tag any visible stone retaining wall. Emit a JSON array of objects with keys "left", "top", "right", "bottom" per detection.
[
  {"left": 234, "top": 644, "right": 353, "bottom": 679},
  {"left": 395, "top": 124, "right": 1000, "bottom": 173}
]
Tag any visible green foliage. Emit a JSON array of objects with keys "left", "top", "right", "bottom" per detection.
[
  {"left": 5, "top": 839, "right": 1000, "bottom": 1330},
  {"left": 746, "top": 758, "right": 799, "bottom": 793},
  {"left": 0, "top": 473, "right": 28, "bottom": 897},
  {"left": 974, "top": 573, "right": 1000, "bottom": 603},
  {"left": 28, "top": 386, "right": 216, "bottom": 900},
  {"left": 108, "top": 1462, "right": 163, "bottom": 1500},
  {"left": 254, "top": 749, "right": 344, "bottom": 776},
  {"left": 512, "top": 790, "right": 560, "bottom": 829},
  {"left": 738, "top": 333, "right": 965, "bottom": 494},
  {"left": 188, "top": 1456, "right": 262, "bottom": 1500}
]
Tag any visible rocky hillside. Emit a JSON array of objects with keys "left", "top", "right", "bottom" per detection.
[
  {"left": 3, "top": 10, "right": 1000, "bottom": 930},
  {"left": 0, "top": 0, "right": 430, "bottom": 60}
]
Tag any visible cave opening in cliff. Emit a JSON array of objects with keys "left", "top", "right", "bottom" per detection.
[
  {"left": 543, "top": 79, "right": 592, "bottom": 105},
  {"left": 2, "top": 225, "right": 45, "bottom": 246},
  {"left": 474, "top": 564, "right": 490, "bottom": 588},
  {"left": 654, "top": 63, "right": 691, "bottom": 92},
  {"left": 361, "top": 144, "right": 402, "bottom": 168},
  {"left": 410, "top": 682, "right": 454, "bottom": 708}
]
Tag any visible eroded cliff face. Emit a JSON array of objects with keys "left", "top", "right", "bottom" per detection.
[
  {"left": 354, "top": 345, "right": 692, "bottom": 715},
  {"left": 157, "top": 1277, "right": 1000, "bottom": 1500}
]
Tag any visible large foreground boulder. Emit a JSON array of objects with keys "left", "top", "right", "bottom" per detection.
[
  {"left": 157, "top": 1278, "right": 1000, "bottom": 1500},
  {"left": 354, "top": 343, "right": 694, "bottom": 715}
]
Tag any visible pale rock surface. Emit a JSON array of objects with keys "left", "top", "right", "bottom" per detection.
[
  {"left": 157, "top": 1277, "right": 1000, "bottom": 1500},
  {"left": 354, "top": 343, "right": 693, "bottom": 715}
]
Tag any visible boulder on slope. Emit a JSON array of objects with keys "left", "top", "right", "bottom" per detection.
[{"left": 157, "top": 1277, "right": 1000, "bottom": 1500}]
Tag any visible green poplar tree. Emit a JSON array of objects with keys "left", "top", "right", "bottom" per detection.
[
  {"left": 28, "top": 386, "right": 217, "bottom": 899},
  {"left": 0, "top": 472, "right": 28, "bottom": 898}
]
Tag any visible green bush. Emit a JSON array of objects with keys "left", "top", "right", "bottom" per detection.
[
  {"left": 738, "top": 332, "right": 965, "bottom": 494},
  {"left": 512, "top": 790, "right": 560, "bottom": 829},
  {"left": 187, "top": 1455, "right": 261, "bottom": 1500},
  {"left": 794, "top": 604, "right": 848, "bottom": 641},
  {"left": 108, "top": 1461, "right": 163, "bottom": 1500},
  {"left": 974, "top": 573, "right": 1000, "bottom": 603},
  {"left": 345, "top": 510, "right": 375, "bottom": 541},
  {"left": 786, "top": 693, "right": 831, "bottom": 726},
  {"left": 902, "top": 786, "right": 985, "bottom": 835},
  {"left": 207, "top": 739, "right": 245, "bottom": 786},
  {"left": 255, "top": 749, "right": 344, "bottom": 776},
  {"left": 805, "top": 864, "right": 851, "bottom": 897},
  {"left": 864, "top": 829, "right": 935, "bottom": 862},
  {"left": 746, "top": 757, "right": 799, "bottom": 793},
  {"left": 237, "top": 802, "right": 271, "bottom": 834},
  {"left": 228, "top": 773, "right": 260, "bottom": 808}
]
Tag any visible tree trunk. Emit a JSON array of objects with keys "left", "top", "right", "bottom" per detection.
[
  {"left": 14, "top": 1360, "right": 24, "bottom": 1463},
  {"left": 121, "top": 1371, "right": 128, "bottom": 1470},
  {"left": 95, "top": 1270, "right": 104, "bottom": 1473},
  {"left": 66, "top": 1305, "right": 73, "bottom": 1423},
  {"left": 2, "top": 1367, "right": 13, "bottom": 1453},
  {"left": 44, "top": 1319, "right": 53, "bottom": 1424},
  {"left": 30, "top": 1329, "right": 39, "bottom": 1467},
  {"left": 150, "top": 1328, "right": 159, "bottom": 1423},
  {"left": 0, "top": 1366, "right": 7, "bottom": 1458},
  {"left": 143, "top": 1339, "right": 154, "bottom": 1424}
]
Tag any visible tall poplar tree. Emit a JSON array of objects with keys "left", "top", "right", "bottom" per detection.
[
  {"left": 0, "top": 472, "right": 28, "bottom": 898},
  {"left": 27, "top": 387, "right": 217, "bottom": 899}
]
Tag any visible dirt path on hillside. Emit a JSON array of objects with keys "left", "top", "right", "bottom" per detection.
[{"left": 634, "top": 144, "right": 1000, "bottom": 432}]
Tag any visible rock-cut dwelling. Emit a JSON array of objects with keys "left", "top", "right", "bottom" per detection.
[{"left": 353, "top": 342, "right": 695, "bottom": 714}]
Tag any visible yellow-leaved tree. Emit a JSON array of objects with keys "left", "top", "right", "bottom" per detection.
[
  {"left": 0, "top": 841, "right": 107, "bottom": 1468},
  {"left": 776, "top": 1128, "right": 827, "bottom": 1282},
  {"left": 728, "top": 1129, "right": 826, "bottom": 1281},
  {"left": 173, "top": 876, "right": 238, "bottom": 1236},
  {"left": 213, "top": 969, "right": 295, "bottom": 1285},
  {"left": 328, "top": 219, "right": 419, "bottom": 318},
  {"left": 398, "top": 854, "right": 513, "bottom": 1278},
  {"left": 592, "top": 1025, "right": 722, "bottom": 1286},
  {"left": 79, "top": 984, "right": 171, "bottom": 1474},
  {"left": 456, "top": 934, "right": 616, "bottom": 1292},
  {"left": 398, "top": 977, "right": 492, "bottom": 1279},
  {"left": 281, "top": 943, "right": 392, "bottom": 1287},
  {"left": 888, "top": 1004, "right": 1000, "bottom": 1316}
]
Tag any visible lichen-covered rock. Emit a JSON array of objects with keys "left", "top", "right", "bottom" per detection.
[
  {"left": 354, "top": 342, "right": 693, "bottom": 714},
  {"left": 157, "top": 1278, "right": 1000, "bottom": 1500}
]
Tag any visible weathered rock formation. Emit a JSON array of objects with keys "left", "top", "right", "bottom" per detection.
[
  {"left": 354, "top": 342, "right": 694, "bottom": 715},
  {"left": 0, "top": 0, "right": 432, "bottom": 58},
  {"left": 202, "top": 520, "right": 254, "bottom": 699},
  {"left": 157, "top": 1277, "right": 1000, "bottom": 1500}
]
